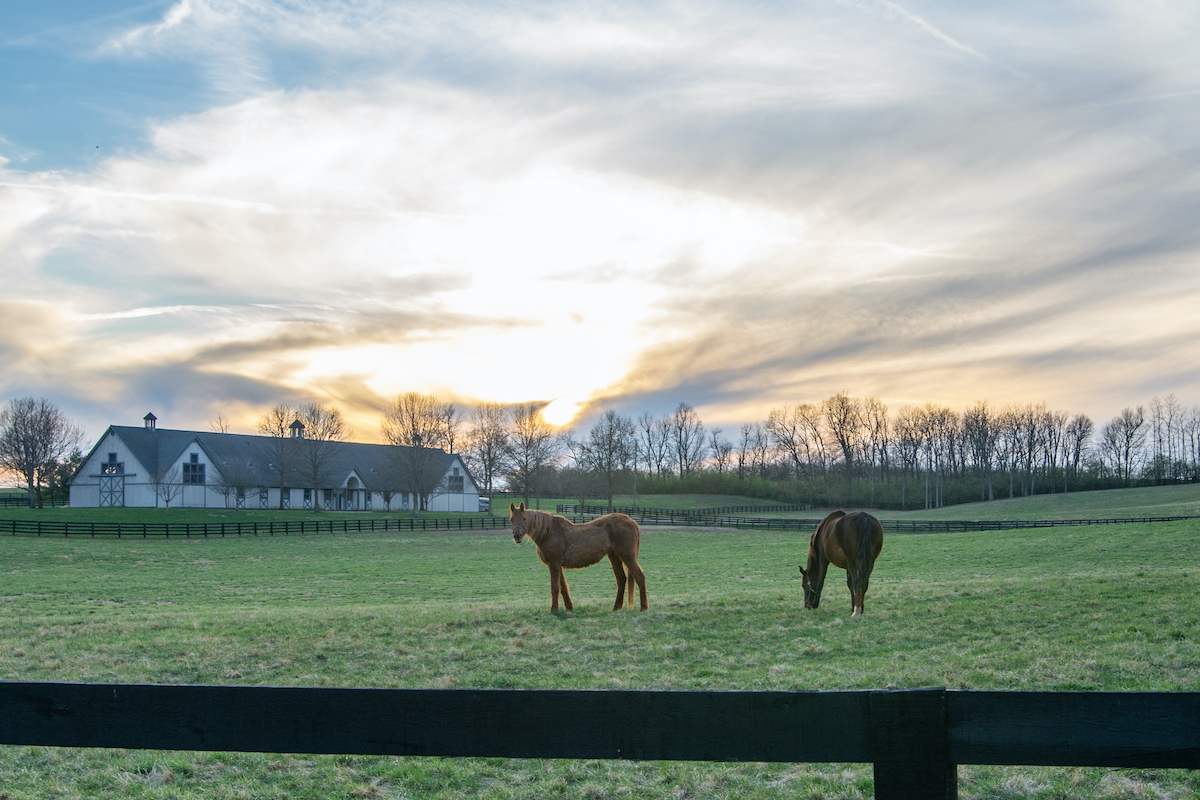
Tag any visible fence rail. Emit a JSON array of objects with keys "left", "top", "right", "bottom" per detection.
[
  {"left": 558, "top": 503, "right": 814, "bottom": 516},
  {"left": 3, "top": 511, "right": 1199, "bottom": 539},
  {"left": 0, "top": 515, "right": 513, "bottom": 538},
  {"left": 568, "top": 512, "right": 1200, "bottom": 532},
  {"left": 1, "top": 682, "right": 1195, "bottom": 799}
]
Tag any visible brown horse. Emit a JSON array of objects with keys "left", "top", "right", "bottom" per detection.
[
  {"left": 510, "top": 502, "right": 648, "bottom": 612},
  {"left": 798, "top": 509, "right": 883, "bottom": 616}
]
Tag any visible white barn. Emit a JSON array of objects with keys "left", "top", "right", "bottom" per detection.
[{"left": 69, "top": 414, "right": 481, "bottom": 512}]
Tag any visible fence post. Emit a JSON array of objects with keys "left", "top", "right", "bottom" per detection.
[{"left": 869, "top": 688, "right": 956, "bottom": 799}]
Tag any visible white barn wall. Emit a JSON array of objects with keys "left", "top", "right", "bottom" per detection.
[{"left": 70, "top": 428, "right": 482, "bottom": 512}]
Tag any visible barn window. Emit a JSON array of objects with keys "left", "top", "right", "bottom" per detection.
[
  {"left": 182, "top": 453, "right": 206, "bottom": 485},
  {"left": 102, "top": 453, "right": 124, "bottom": 475}
]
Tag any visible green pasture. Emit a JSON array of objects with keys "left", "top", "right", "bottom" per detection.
[{"left": 1, "top": 511, "right": 1199, "bottom": 799}]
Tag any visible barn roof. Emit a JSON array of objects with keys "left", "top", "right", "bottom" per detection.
[{"left": 74, "top": 426, "right": 471, "bottom": 491}]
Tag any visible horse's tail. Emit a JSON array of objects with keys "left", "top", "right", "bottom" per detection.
[
  {"left": 855, "top": 513, "right": 880, "bottom": 569},
  {"left": 626, "top": 562, "right": 634, "bottom": 608}
]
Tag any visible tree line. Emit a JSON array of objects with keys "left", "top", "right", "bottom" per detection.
[
  {"left": 456, "top": 393, "right": 1200, "bottom": 511},
  {"left": 4, "top": 391, "right": 1199, "bottom": 511}
]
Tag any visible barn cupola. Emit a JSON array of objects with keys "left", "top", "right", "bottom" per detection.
[
  {"left": 289, "top": 419, "right": 305, "bottom": 439},
  {"left": 144, "top": 412, "right": 157, "bottom": 430}
]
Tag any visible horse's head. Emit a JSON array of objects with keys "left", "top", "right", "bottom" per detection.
[
  {"left": 510, "top": 502, "right": 527, "bottom": 543},
  {"left": 798, "top": 565, "right": 820, "bottom": 609}
]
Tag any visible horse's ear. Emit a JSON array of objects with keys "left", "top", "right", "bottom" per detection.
[
  {"left": 509, "top": 502, "right": 516, "bottom": 512},
  {"left": 519, "top": 502, "right": 526, "bottom": 511}
]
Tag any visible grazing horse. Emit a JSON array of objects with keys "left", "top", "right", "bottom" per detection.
[
  {"left": 798, "top": 509, "right": 883, "bottom": 616},
  {"left": 510, "top": 502, "right": 648, "bottom": 612}
]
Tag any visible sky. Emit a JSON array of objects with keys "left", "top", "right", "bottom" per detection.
[{"left": 2, "top": 0, "right": 1199, "bottom": 445}]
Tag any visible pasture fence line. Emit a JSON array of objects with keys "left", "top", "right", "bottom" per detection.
[
  {"left": 1, "top": 682, "right": 1196, "bottom": 800},
  {"left": 569, "top": 512, "right": 1200, "bottom": 532},
  {"left": 2, "top": 513, "right": 1199, "bottom": 539},
  {"left": 0, "top": 515, "right": 514, "bottom": 539},
  {"left": 557, "top": 503, "right": 814, "bottom": 516}
]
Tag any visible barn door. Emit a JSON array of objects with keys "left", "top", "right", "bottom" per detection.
[{"left": 99, "top": 475, "right": 125, "bottom": 507}]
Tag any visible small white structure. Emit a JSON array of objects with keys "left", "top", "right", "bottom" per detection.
[{"left": 70, "top": 414, "right": 480, "bottom": 512}]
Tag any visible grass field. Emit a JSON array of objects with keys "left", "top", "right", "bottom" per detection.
[{"left": 1, "top": 490, "right": 1199, "bottom": 798}]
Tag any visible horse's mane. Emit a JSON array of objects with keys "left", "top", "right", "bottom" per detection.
[{"left": 523, "top": 509, "right": 573, "bottom": 536}]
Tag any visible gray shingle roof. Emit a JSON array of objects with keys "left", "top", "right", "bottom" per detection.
[{"left": 82, "top": 426, "right": 467, "bottom": 491}]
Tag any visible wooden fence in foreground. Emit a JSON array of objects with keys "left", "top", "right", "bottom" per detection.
[{"left": 2, "top": 683, "right": 1197, "bottom": 799}]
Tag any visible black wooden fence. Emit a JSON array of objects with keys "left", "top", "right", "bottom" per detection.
[
  {"left": 0, "top": 515, "right": 513, "bottom": 538},
  {"left": 1, "top": 682, "right": 1196, "bottom": 799},
  {"left": 3, "top": 512, "right": 1198, "bottom": 539},
  {"left": 558, "top": 503, "right": 814, "bottom": 516}
]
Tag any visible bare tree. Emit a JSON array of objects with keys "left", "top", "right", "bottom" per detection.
[
  {"left": 442, "top": 402, "right": 463, "bottom": 455},
  {"left": 962, "top": 400, "right": 998, "bottom": 501},
  {"left": 1101, "top": 406, "right": 1146, "bottom": 486},
  {"left": 561, "top": 430, "right": 598, "bottom": 512},
  {"left": 464, "top": 401, "right": 509, "bottom": 495},
  {"left": 1148, "top": 394, "right": 1185, "bottom": 483},
  {"left": 766, "top": 406, "right": 804, "bottom": 479},
  {"left": 1063, "top": 413, "right": 1094, "bottom": 493},
  {"left": 1165, "top": 394, "right": 1184, "bottom": 481},
  {"left": 921, "top": 403, "right": 957, "bottom": 509},
  {"left": 736, "top": 423, "right": 754, "bottom": 479},
  {"left": 765, "top": 403, "right": 828, "bottom": 486},
  {"left": 0, "top": 397, "right": 84, "bottom": 509},
  {"left": 892, "top": 405, "right": 925, "bottom": 510},
  {"left": 505, "top": 404, "right": 561, "bottom": 507},
  {"left": 708, "top": 428, "right": 733, "bottom": 474},
  {"left": 1186, "top": 405, "right": 1200, "bottom": 481},
  {"left": 749, "top": 422, "right": 770, "bottom": 478},
  {"left": 294, "top": 402, "right": 350, "bottom": 512},
  {"left": 996, "top": 405, "right": 1025, "bottom": 499},
  {"left": 669, "top": 402, "right": 706, "bottom": 478},
  {"left": 579, "top": 410, "right": 635, "bottom": 512},
  {"left": 1014, "top": 403, "right": 1049, "bottom": 496},
  {"left": 257, "top": 403, "right": 299, "bottom": 509},
  {"left": 1044, "top": 409, "right": 1069, "bottom": 493},
  {"left": 823, "top": 392, "right": 863, "bottom": 502},
  {"left": 150, "top": 465, "right": 183, "bottom": 513},
  {"left": 382, "top": 392, "right": 451, "bottom": 515},
  {"left": 210, "top": 413, "right": 232, "bottom": 434},
  {"left": 862, "top": 396, "right": 889, "bottom": 505},
  {"left": 637, "top": 411, "right": 671, "bottom": 477}
]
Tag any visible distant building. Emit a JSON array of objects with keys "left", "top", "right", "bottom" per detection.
[{"left": 69, "top": 414, "right": 480, "bottom": 512}]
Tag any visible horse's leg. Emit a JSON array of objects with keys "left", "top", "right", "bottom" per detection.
[
  {"left": 846, "top": 569, "right": 859, "bottom": 616},
  {"left": 626, "top": 559, "right": 648, "bottom": 611},
  {"left": 558, "top": 567, "right": 574, "bottom": 611},
  {"left": 549, "top": 564, "right": 562, "bottom": 612},
  {"left": 607, "top": 553, "right": 627, "bottom": 611},
  {"left": 853, "top": 564, "right": 873, "bottom": 616}
]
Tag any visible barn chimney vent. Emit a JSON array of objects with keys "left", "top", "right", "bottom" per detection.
[{"left": 144, "top": 412, "right": 157, "bottom": 430}]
